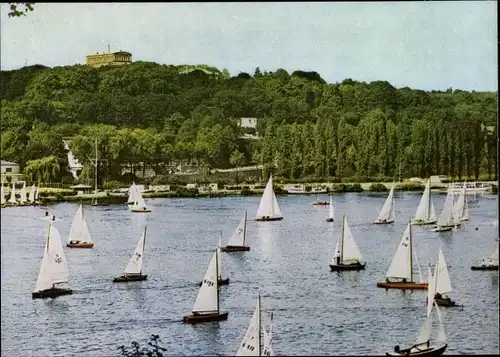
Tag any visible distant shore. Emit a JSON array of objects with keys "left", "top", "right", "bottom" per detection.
[{"left": 1, "top": 181, "right": 497, "bottom": 207}]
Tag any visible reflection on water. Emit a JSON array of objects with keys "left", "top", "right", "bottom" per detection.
[{"left": 0, "top": 193, "right": 498, "bottom": 356}]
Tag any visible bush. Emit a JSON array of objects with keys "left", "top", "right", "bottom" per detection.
[
  {"left": 119, "top": 334, "right": 166, "bottom": 357},
  {"left": 103, "top": 180, "right": 124, "bottom": 190},
  {"left": 369, "top": 183, "right": 388, "bottom": 192},
  {"left": 395, "top": 182, "right": 425, "bottom": 191}
]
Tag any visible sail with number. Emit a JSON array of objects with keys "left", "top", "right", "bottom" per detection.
[
  {"left": 123, "top": 227, "right": 147, "bottom": 275},
  {"left": 227, "top": 211, "right": 247, "bottom": 247},
  {"left": 236, "top": 296, "right": 261, "bottom": 356},
  {"left": 192, "top": 250, "right": 219, "bottom": 314},
  {"left": 34, "top": 225, "right": 70, "bottom": 293},
  {"left": 385, "top": 223, "right": 413, "bottom": 281},
  {"left": 256, "top": 174, "right": 282, "bottom": 220}
]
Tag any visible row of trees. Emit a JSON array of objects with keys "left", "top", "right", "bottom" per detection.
[{"left": 0, "top": 62, "right": 497, "bottom": 183}]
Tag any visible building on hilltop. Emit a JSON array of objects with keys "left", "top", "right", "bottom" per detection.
[{"left": 86, "top": 50, "right": 132, "bottom": 68}]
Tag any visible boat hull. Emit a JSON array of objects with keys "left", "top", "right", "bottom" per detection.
[
  {"left": 411, "top": 220, "right": 437, "bottom": 226},
  {"left": 67, "top": 242, "right": 94, "bottom": 248},
  {"left": 377, "top": 281, "right": 428, "bottom": 290},
  {"left": 183, "top": 311, "right": 228, "bottom": 324},
  {"left": 32, "top": 287, "right": 73, "bottom": 299},
  {"left": 312, "top": 202, "right": 329, "bottom": 206},
  {"left": 255, "top": 216, "right": 283, "bottom": 221},
  {"left": 434, "top": 298, "right": 456, "bottom": 307},
  {"left": 131, "top": 209, "right": 151, "bottom": 213},
  {"left": 471, "top": 265, "right": 498, "bottom": 271},
  {"left": 220, "top": 245, "right": 250, "bottom": 252},
  {"left": 326, "top": 218, "right": 334, "bottom": 222},
  {"left": 198, "top": 278, "right": 229, "bottom": 287},
  {"left": 113, "top": 274, "right": 148, "bottom": 283},
  {"left": 434, "top": 226, "right": 454, "bottom": 232},
  {"left": 373, "top": 219, "right": 395, "bottom": 224},
  {"left": 330, "top": 262, "right": 366, "bottom": 271},
  {"left": 386, "top": 343, "right": 447, "bottom": 356}
]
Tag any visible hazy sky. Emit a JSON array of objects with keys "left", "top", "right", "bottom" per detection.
[{"left": 1, "top": 2, "right": 497, "bottom": 91}]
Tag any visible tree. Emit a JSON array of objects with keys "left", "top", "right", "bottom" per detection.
[
  {"left": 8, "top": 2, "right": 34, "bottom": 17},
  {"left": 23, "top": 156, "right": 61, "bottom": 183}
]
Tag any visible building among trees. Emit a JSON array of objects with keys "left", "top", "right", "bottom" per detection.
[{"left": 86, "top": 50, "right": 132, "bottom": 68}]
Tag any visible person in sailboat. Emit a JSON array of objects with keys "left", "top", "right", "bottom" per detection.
[
  {"left": 336, "top": 252, "right": 341, "bottom": 266},
  {"left": 434, "top": 292, "right": 451, "bottom": 302}
]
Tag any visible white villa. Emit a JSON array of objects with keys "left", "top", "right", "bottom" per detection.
[
  {"left": 0, "top": 160, "right": 23, "bottom": 183},
  {"left": 62, "top": 139, "right": 83, "bottom": 179}
]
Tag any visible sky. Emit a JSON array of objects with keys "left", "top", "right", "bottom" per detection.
[{"left": 0, "top": 2, "right": 497, "bottom": 91}]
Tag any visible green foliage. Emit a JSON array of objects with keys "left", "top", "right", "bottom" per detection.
[
  {"left": 7, "top": 2, "right": 34, "bottom": 17},
  {"left": 1, "top": 60, "right": 497, "bottom": 184},
  {"left": 369, "top": 183, "right": 389, "bottom": 192},
  {"left": 119, "top": 334, "right": 166, "bottom": 357}
]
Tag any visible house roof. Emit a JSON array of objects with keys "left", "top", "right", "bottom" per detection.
[{"left": 0, "top": 160, "right": 19, "bottom": 166}]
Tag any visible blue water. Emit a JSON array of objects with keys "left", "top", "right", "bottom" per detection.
[{"left": 1, "top": 192, "right": 498, "bottom": 356}]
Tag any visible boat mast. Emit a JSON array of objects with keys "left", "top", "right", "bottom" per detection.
[
  {"left": 140, "top": 226, "right": 147, "bottom": 275},
  {"left": 258, "top": 292, "right": 261, "bottom": 357},
  {"left": 426, "top": 180, "right": 431, "bottom": 220},
  {"left": 242, "top": 210, "right": 247, "bottom": 246},
  {"left": 216, "top": 248, "right": 220, "bottom": 314},
  {"left": 340, "top": 215, "right": 345, "bottom": 262},
  {"left": 269, "top": 174, "right": 274, "bottom": 217},
  {"left": 409, "top": 221, "right": 413, "bottom": 282}
]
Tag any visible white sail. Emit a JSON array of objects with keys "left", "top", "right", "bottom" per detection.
[
  {"left": 262, "top": 313, "right": 274, "bottom": 356},
  {"left": 330, "top": 235, "right": 341, "bottom": 265},
  {"left": 8, "top": 182, "right": 16, "bottom": 204},
  {"left": 227, "top": 211, "right": 247, "bottom": 246},
  {"left": 436, "top": 188, "right": 455, "bottom": 227},
  {"left": 34, "top": 225, "right": 70, "bottom": 292},
  {"left": 217, "top": 234, "right": 222, "bottom": 279},
  {"left": 256, "top": 174, "right": 282, "bottom": 220},
  {"left": 28, "top": 184, "right": 36, "bottom": 203},
  {"left": 131, "top": 189, "right": 149, "bottom": 210},
  {"left": 127, "top": 183, "right": 137, "bottom": 204},
  {"left": 0, "top": 185, "right": 5, "bottom": 204},
  {"left": 376, "top": 186, "right": 395, "bottom": 222},
  {"left": 123, "top": 227, "right": 146, "bottom": 275},
  {"left": 236, "top": 297, "right": 260, "bottom": 356},
  {"left": 385, "top": 223, "right": 412, "bottom": 280},
  {"left": 192, "top": 250, "right": 219, "bottom": 314},
  {"left": 435, "top": 248, "right": 452, "bottom": 295},
  {"left": 328, "top": 196, "right": 334, "bottom": 220},
  {"left": 341, "top": 216, "right": 363, "bottom": 262},
  {"left": 68, "top": 204, "right": 93, "bottom": 243},
  {"left": 413, "top": 180, "right": 436, "bottom": 222},
  {"left": 19, "top": 182, "right": 27, "bottom": 204},
  {"left": 453, "top": 182, "right": 469, "bottom": 221},
  {"left": 426, "top": 265, "right": 436, "bottom": 317},
  {"left": 35, "top": 186, "right": 39, "bottom": 200},
  {"left": 434, "top": 301, "right": 447, "bottom": 343},
  {"left": 415, "top": 311, "right": 433, "bottom": 345}
]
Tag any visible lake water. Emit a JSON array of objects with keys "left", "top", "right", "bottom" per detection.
[{"left": 1, "top": 192, "right": 498, "bottom": 356}]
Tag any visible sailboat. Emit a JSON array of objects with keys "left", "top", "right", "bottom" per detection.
[
  {"left": 329, "top": 215, "right": 366, "bottom": 271},
  {"left": 1, "top": 185, "right": 5, "bottom": 206},
  {"left": 19, "top": 182, "right": 27, "bottom": 205},
  {"left": 255, "top": 174, "right": 283, "bottom": 221},
  {"left": 67, "top": 204, "right": 94, "bottom": 248},
  {"left": 8, "top": 182, "right": 17, "bottom": 205},
  {"left": 183, "top": 248, "right": 228, "bottom": 323},
  {"left": 32, "top": 224, "right": 73, "bottom": 299},
  {"left": 374, "top": 185, "right": 395, "bottom": 224},
  {"left": 428, "top": 248, "right": 456, "bottom": 307},
  {"left": 433, "top": 187, "right": 460, "bottom": 232},
  {"left": 28, "top": 184, "right": 36, "bottom": 204},
  {"left": 412, "top": 180, "right": 437, "bottom": 225},
  {"left": 386, "top": 301, "right": 447, "bottom": 356},
  {"left": 312, "top": 194, "right": 329, "bottom": 206},
  {"left": 127, "top": 182, "right": 138, "bottom": 206},
  {"left": 221, "top": 210, "right": 250, "bottom": 252},
  {"left": 326, "top": 195, "right": 334, "bottom": 222},
  {"left": 471, "top": 242, "right": 499, "bottom": 271},
  {"left": 130, "top": 188, "right": 151, "bottom": 213},
  {"left": 377, "top": 222, "right": 428, "bottom": 290},
  {"left": 199, "top": 236, "right": 229, "bottom": 286},
  {"left": 235, "top": 294, "right": 275, "bottom": 356},
  {"left": 113, "top": 226, "right": 148, "bottom": 282},
  {"left": 452, "top": 182, "right": 469, "bottom": 222}
]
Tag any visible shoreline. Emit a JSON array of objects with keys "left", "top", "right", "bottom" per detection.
[{"left": 1, "top": 181, "right": 496, "bottom": 207}]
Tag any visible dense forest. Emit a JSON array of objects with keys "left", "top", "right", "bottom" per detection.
[{"left": 0, "top": 61, "right": 497, "bottom": 185}]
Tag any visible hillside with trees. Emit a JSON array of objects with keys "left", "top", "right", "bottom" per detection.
[{"left": 0, "top": 61, "right": 497, "bottom": 185}]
